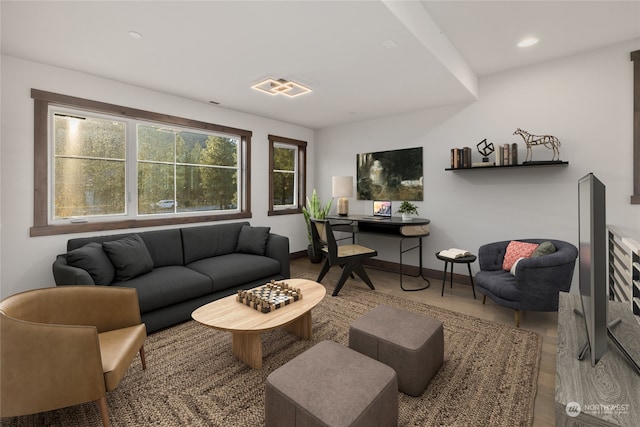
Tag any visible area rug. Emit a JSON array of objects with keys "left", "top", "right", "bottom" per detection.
[{"left": 3, "top": 277, "right": 541, "bottom": 427}]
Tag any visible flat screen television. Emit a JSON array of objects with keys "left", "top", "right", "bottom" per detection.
[
  {"left": 577, "top": 173, "right": 608, "bottom": 365},
  {"left": 576, "top": 173, "right": 640, "bottom": 374}
]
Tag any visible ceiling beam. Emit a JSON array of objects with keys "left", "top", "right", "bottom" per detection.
[{"left": 381, "top": 0, "right": 478, "bottom": 100}]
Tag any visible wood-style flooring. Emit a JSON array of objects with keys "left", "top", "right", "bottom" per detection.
[{"left": 291, "top": 257, "right": 558, "bottom": 427}]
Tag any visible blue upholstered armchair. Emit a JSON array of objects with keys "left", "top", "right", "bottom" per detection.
[{"left": 475, "top": 239, "right": 578, "bottom": 327}]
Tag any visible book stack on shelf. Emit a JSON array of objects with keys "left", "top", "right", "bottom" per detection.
[
  {"left": 496, "top": 143, "right": 518, "bottom": 166},
  {"left": 450, "top": 147, "right": 472, "bottom": 169}
]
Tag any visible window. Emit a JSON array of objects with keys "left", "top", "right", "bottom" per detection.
[
  {"left": 32, "top": 89, "right": 252, "bottom": 236},
  {"left": 268, "top": 135, "right": 306, "bottom": 216}
]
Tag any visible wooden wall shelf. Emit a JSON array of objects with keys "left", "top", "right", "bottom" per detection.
[{"left": 445, "top": 161, "right": 568, "bottom": 171}]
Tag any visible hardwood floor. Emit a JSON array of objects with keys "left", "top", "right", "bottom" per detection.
[{"left": 291, "top": 257, "right": 558, "bottom": 427}]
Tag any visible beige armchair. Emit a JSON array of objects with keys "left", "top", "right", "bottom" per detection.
[{"left": 0, "top": 286, "right": 147, "bottom": 426}]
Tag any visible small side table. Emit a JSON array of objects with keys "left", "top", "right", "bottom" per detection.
[{"left": 435, "top": 252, "right": 477, "bottom": 299}]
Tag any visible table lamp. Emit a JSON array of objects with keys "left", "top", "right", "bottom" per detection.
[{"left": 332, "top": 176, "right": 353, "bottom": 216}]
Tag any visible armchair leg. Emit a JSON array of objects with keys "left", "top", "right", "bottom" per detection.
[
  {"left": 96, "top": 396, "right": 111, "bottom": 427},
  {"left": 140, "top": 346, "right": 147, "bottom": 370},
  {"left": 514, "top": 310, "right": 520, "bottom": 328},
  {"left": 316, "top": 259, "right": 331, "bottom": 283},
  {"left": 482, "top": 295, "right": 486, "bottom": 304}
]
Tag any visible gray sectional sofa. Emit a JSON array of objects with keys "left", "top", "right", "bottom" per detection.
[{"left": 52, "top": 221, "right": 290, "bottom": 333}]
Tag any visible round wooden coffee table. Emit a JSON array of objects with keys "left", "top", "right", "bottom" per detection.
[{"left": 191, "top": 278, "right": 326, "bottom": 369}]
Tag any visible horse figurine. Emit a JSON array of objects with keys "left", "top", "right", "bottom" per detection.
[{"left": 513, "top": 128, "right": 561, "bottom": 162}]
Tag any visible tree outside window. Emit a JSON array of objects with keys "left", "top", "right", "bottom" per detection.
[
  {"left": 268, "top": 135, "right": 306, "bottom": 216},
  {"left": 32, "top": 89, "right": 252, "bottom": 236}
]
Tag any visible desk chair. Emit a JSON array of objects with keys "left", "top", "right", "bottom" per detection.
[{"left": 310, "top": 219, "right": 377, "bottom": 296}]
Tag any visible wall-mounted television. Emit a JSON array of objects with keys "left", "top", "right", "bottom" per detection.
[{"left": 576, "top": 173, "right": 640, "bottom": 374}]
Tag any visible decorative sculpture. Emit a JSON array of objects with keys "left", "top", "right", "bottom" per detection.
[
  {"left": 513, "top": 128, "right": 561, "bottom": 162},
  {"left": 476, "top": 139, "right": 495, "bottom": 162}
]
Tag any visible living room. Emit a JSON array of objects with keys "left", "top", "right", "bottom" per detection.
[{"left": 1, "top": 1, "right": 639, "bottom": 426}]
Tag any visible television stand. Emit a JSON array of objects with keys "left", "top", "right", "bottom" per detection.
[
  {"left": 556, "top": 293, "right": 640, "bottom": 426},
  {"left": 573, "top": 310, "right": 640, "bottom": 374}
]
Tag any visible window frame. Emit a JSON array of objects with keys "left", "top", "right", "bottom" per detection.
[
  {"left": 31, "top": 89, "right": 252, "bottom": 237},
  {"left": 268, "top": 134, "right": 306, "bottom": 216}
]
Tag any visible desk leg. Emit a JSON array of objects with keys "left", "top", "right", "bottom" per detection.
[{"left": 399, "top": 236, "right": 431, "bottom": 291}]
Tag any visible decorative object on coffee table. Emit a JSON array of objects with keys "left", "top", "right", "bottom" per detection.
[
  {"left": 236, "top": 280, "right": 302, "bottom": 313},
  {"left": 513, "top": 128, "right": 562, "bottom": 162}
]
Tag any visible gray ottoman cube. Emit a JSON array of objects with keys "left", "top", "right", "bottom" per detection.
[
  {"left": 265, "top": 340, "right": 398, "bottom": 427},
  {"left": 349, "top": 304, "right": 444, "bottom": 397}
]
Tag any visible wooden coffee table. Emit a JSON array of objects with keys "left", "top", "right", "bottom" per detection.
[{"left": 191, "top": 278, "right": 326, "bottom": 369}]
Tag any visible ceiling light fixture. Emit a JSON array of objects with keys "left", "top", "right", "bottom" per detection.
[
  {"left": 128, "top": 31, "right": 143, "bottom": 39},
  {"left": 517, "top": 37, "right": 539, "bottom": 48},
  {"left": 251, "top": 78, "right": 312, "bottom": 98}
]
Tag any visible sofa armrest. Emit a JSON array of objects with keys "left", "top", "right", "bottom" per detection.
[
  {"left": 265, "top": 233, "right": 290, "bottom": 278},
  {"left": 52, "top": 254, "right": 96, "bottom": 286}
]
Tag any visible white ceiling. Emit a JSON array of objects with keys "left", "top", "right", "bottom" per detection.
[{"left": 2, "top": 1, "right": 640, "bottom": 129}]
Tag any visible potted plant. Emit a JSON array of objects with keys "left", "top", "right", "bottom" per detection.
[
  {"left": 302, "top": 189, "right": 333, "bottom": 263},
  {"left": 396, "top": 200, "right": 418, "bottom": 221}
]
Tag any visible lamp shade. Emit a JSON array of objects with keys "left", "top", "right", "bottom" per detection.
[
  {"left": 332, "top": 176, "right": 353, "bottom": 216},
  {"left": 332, "top": 176, "right": 353, "bottom": 198}
]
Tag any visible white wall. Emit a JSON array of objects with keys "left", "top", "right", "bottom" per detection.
[
  {"left": 315, "top": 39, "right": 640, "bottom": 289},
  {"left": 3, "top": 39, "right": 639, "bottom": 298},
  {"left": 0, "top": 55, "right": 315, "bottom": 298}
]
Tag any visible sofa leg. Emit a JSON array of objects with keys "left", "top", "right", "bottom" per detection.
[
  {"left": 514, "top": 310, "right": 520, "bottom": 328},
  {"left": 96, "top": 396, "right": 110, "bottom": 427},
  {"left": 139, "top": 345, "right": 147, "bottom": 370},
  {"left": 482, "top": 295, "right": 486, "bottom": 304}
]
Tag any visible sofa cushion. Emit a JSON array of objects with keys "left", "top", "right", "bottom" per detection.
[
  {"left": 187, "top": 253, "right": 282, "bottom": 292},
  {"left": 66, "top": 242, "right": 115, "bottom": 285},
  {"left": 139, "top": 229, "right": 184, "bottom": 267},
  {"left": 182, "top": 222, "right": 248, "bottom": 264},
  {"left": 236, "top": 225, "right": 270, "bottom": 256},
  {"left": 502, "top": 241, "right": 539, "bottom": 271},
  {"left": 103, "top": 235, "right": 154, "bottom": 281},
  {"left": 532, "top": 241, "right": 557, "bottom": 258},
  {"left": 475, "top": 270, "right": 521, "bottom": 302},
  {"left": 113, "top": 266, "right": 213, "bottom": 313}
]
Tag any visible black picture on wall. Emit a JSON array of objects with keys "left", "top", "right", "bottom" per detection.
[{"left": 356, "top": 147, "right": 423, "bottom": 201}]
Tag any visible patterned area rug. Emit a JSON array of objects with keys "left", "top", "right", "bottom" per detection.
[{"left": 3, "top": 277, "right": 541, "bottom": 426}]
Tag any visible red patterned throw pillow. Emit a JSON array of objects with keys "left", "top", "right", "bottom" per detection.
[{"left": 502, "top": 241, "right": 539, "bottom": 271}]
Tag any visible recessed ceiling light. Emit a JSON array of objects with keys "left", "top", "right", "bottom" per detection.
[
  {"left": 518, "top": 37, "right": 539, "bottom": 48},
  {"left": 128, "top": 31, "right": 143, "bottom": 39}
]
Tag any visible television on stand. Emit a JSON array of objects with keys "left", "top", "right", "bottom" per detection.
[{"left": 576, "top": 173, "right": 640, "bottom": 374}]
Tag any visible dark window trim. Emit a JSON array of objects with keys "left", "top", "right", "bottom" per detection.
[
  {"left": 631, "top": 50, "right": 640, "bottom": 204},
  {"left": 30, "top": 89, "right": 253, "bottom": 237},
  {"left": 267, "top": 134, "right": 306, "bottom": 216}
]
